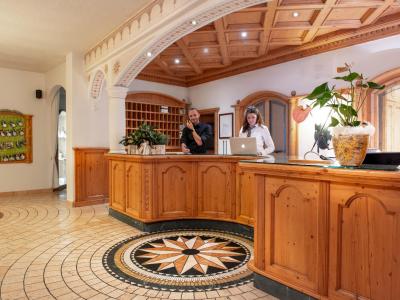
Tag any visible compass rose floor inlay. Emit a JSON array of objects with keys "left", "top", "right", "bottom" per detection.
[{"left": 103, "top": 229, "right": 254, "bottom": 292}]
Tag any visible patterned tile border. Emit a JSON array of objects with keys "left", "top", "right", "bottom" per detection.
[{"left": 103, "top": 229, "right": 254, "bottom": 292}]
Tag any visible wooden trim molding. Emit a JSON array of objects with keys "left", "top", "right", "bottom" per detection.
[{"left": 74, "top": 147, "right": 109, "bottom": 207}]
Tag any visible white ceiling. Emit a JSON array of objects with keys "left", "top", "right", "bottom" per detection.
[{"left": 0, "top": 0, "right": 152, "bottom": 73}]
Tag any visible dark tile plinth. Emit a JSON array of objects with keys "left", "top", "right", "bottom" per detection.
[
  {"left": 254, "top": 273, "right": 316, "bottom": 300},
  {"left": 109, "top": 208, "right": 253, "bottom": 239}
]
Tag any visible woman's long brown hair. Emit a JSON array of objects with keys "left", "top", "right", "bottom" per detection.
[{"left": 242, "top": 105, "right": 263, "bottom": 134}]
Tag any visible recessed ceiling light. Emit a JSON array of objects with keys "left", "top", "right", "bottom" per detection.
[
  {"left": 203, "top": 48, "right": 209, "bottom": 54},
  {"left": 174, "top": 58, "right": 180, "bottom": 64},
  {"left": 292, "top": 12, "right": 300, "bottom": 18},
  {"left": 241, "top": 31, "right": 248, "bottom": 38},
  {"left": 191, "top": 20, "right": 197, "bottom": 26},
  {"left": 146, "top": 51, "right": 152, "bottom": 57}
]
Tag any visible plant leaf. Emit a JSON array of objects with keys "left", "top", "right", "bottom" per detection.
[
  {"left": 367, "top": 81, "right": 385, "bottom": 90},
  {"left": 306, "top": 82, "right": 330, "bottom": 100},
  {"left": 352, "top": 121, "right": 361, "bottom": 126},
  {"left": 334, "top": 72, "right": 360, "bottom": 82},
  {"left": 329, "top": 117, "right": 339, "bottom": 127}
]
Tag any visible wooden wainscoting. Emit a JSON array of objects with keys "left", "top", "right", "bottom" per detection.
[{"left": 74, "top": 148, "right": 109, "bottom": 207}]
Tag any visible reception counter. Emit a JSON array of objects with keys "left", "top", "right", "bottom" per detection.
[
  {"left": 239, "top": 158, "right": 400, "bottom": 300},
  {"left": 105, "top": 154, "right": 257, "bottom": 232},
  {"left": 106, "top": 153, "right": 400, "bottom": 300}
]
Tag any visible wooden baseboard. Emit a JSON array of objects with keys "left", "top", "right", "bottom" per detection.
[
  {"left": 74, "top": 198, "right": 108, "bottom": 207},
  {"left": 0, "top": 188, "right": 53, "bottom": 197}
]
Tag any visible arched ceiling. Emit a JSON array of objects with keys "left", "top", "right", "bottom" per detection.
[{"left": 137, "top": 0, "right": 400, "bottom": 87}]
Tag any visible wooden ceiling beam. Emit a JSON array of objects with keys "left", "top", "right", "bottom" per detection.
[
  {"left": 154, "top": 56, "right": 174, "bottom": 76},
  {"left": 303, "top": 0, "right": 337, "bottom": 44},
  {"left": 175, "top": 40, "right": 203, "bottom": 74},
  {"left": 214, "top": 19, "right": 231, "bottom": 65},
  {"left": 258, "top": 0, "right": 278, "bottom": 56},
  {"left": 361, "top": 0, "right": 395, "bottom": 25}
]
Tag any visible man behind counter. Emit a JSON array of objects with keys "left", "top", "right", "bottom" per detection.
[{"left": 180, "top": 108, "right": 212, "bottom": 154}]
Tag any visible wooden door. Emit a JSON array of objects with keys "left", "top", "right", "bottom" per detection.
[
  {"left": 156, "top": 162, "right": 194, "bottom": 218},
  {"left": 125, "top": 162, "right": 141, "bottom": 219},
  {"left": 329, "top": 184, "right": 400, "bottom": 300},
  {"left": 269, "top": 100, "right": 287, "bottom": 153},
  {"left": 197, "top": 162, "right": 233, "bottom": 219},
  {"left": 110, "top": 160, "right": 126, "bottom": 212}
]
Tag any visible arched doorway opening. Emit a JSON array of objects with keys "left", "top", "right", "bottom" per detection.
[{"left": 51, "top": 86, "right": 67, "bottom": 191}]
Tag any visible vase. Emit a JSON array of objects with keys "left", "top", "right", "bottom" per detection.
[
  {"left": 138, "top": 141, "right": 151, "bottom": 155},
  {"left": 128, "top": 145, "right": 138, "bottom": 154},
  {"left": 151, "top": 144, "right": 166, "bottom": 155},
  {"left": 332, "top": 125, "right": 374, "bottom": 166}
]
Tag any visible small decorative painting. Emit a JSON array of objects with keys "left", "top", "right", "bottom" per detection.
[
  {"left": 0, "top": 110, "right": 32, "bottom": 163},
  {"left": 219, "top": 113, "right": 233, "bottom": 139}
]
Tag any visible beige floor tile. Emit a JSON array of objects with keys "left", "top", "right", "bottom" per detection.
[{"left": 0, "top": 192, "right": 276, "bottom": 300}]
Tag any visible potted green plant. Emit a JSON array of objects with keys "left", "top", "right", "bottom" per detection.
[
  {"left": 120, "top": 123, "right": 168, "bottom": 155},
  {"left": 294, "top": 63, "right": 385, "bottom": 166},
  {"left": 119, "top": 133, "right": 138, "bottom": 154}
]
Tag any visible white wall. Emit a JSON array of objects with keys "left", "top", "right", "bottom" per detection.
[
  {"left": 129, "top": 79, "right": 189, "bottom": 101},
  {"left": 0, "top": 67, "right": 51, "bottom": 192},
  {"left": 188, "top": 35, "right": 400, "bottom": 156}
]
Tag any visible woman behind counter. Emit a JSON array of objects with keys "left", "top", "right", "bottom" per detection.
[{"left": 239, "top": 106, "right": 275, "bottom": 156}]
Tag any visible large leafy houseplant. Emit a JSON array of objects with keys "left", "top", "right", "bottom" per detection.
[
  {"left": 305, "top": 63, "right": 384, "bottom": 128},
  {"left": 294, "top": 64, "right": 385, "bottom": 166}
]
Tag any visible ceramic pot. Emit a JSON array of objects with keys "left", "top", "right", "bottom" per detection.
[{"left": 151, "top": 144, "right": 166, "bottom": 155}]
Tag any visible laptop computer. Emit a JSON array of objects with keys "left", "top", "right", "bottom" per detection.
[{"left": 229, "top": 137, "right": 258, "bottom": 155}]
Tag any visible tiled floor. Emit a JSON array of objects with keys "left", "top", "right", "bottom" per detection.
[{"left": 0, "top": 192, "right": 277, "bottom": 300}]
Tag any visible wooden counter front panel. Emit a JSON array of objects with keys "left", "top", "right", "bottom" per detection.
[
  {"left": 197, "top": 162, "right": 233, "bottom": 219},
  {"left": 236, "top": 171, "right": 255, "bottom": 225},
  {"left": 110, "top": 160, "right": 126, "bottom": 212},
  {"left": 126, "top": 162, "right": 142, "bottom": 219},
  {"left": 257, "top": 176, "right": 328, "bottom": 295},
  {"left": 156, "top": 162, "right": 194, "bottom": 218},
  {"left": 329, "top": 184, "right": 400, "bottom": 300}
]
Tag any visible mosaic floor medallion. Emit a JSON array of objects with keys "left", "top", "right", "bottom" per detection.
[{"left": 103, "top": 230, "right": 253, "bottom": 291}]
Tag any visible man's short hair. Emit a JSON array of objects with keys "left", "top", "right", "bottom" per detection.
[{"left": 188, "top": 107, "right": 199, "bottom": 114}]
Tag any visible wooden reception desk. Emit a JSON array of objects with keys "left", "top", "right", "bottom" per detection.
[
  {"left": 106, "top": 154, "right": 400, "bottom": 300},
  {"left": 105, "top": 154, "right": 257, "bottom": 226},
  {"left": 239, "top": 159, "right": 400, "bottom": 300}
]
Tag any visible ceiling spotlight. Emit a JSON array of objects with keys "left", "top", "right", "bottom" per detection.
[
  {"left": 203, "top": 48, "right": 209, "bottom": 54},
  {"left": 146, "top": 51, "right": 152, "bottom": 57},
  {"left": 174, "top": 58, "right": 180, "bottom": 64},
  {"left": 191, "top": 20, "right": 197, "bottom": 26},
  {"left": 241, "top": 31, "right": 248, "bottom": 38},
  {"left": 292, "top": 11, "right": 300, "bottom": 18}
]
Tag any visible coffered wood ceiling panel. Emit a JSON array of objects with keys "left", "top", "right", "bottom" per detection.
[{"left": 137, "top": 0, "right": 400, "bottom": 87}]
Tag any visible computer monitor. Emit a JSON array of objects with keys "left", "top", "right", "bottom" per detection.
[{"left": 229, "top": 137, "right": 258, "bottom": 155}]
